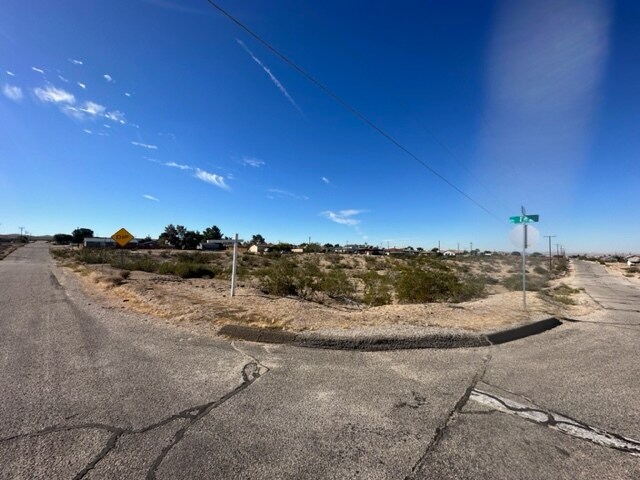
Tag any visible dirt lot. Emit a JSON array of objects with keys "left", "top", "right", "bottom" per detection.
[{"left": 54, "top": 248, "right": 599, "bottom": 333}]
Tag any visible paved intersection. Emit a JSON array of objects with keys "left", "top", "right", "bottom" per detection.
[{"left": 0, "top": 245, "right": 638, "bottom": 479}]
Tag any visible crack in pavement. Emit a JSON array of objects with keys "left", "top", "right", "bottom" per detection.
[
  {"left": 145, "top": 361, "right": 266, "bottom": 480},
  {"left": 469, "top": 388, "right": 640, "bottom": 456},
  {"left": 0, "top": 361, "right": 268, "bottom": 480},
  {"left": 404, "top": 354, "right": 492, "bottom": 479}
]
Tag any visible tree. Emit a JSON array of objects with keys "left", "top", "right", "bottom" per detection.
[
  {"left": 183, "top": 230, "right": 203, "bottom": 250},
  {"left": 251, "top": 234, "right": 266, "bottom": 245},
  {"left": 53, "top": 233, "right": 73, "bottom": 245},
  {"left": 71, "top": 228, "right": 94, "bottom": 245},
  {"left": 159, "top": 224, "right": 179, "bottom": 248},
  {"left": 202, "top": 225, "right": 223, "bottom": 241}
]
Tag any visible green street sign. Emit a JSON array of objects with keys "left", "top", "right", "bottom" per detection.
[{"left": 510, "top": 214, "right": 539, "bottom": 224}]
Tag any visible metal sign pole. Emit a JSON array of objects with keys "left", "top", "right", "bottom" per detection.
[
  {"left": 230, "top": 233, "right": 238, "bottom": 297},
  {"left": 521, "top": 206, "right": 527, "bottom": 309}
]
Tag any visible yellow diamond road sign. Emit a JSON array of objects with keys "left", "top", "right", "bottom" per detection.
[{"left": 111, "top": 228, "right": 134, "bottom": 247}]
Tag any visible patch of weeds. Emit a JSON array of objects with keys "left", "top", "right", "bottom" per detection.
[
  {"left": 533, "top": 265, "right": 548, "bottom": 275},
  {"left": 157, "top": 262, "right": 219, "bottom": 279},
  {"left": 502, "top": 274, "right": 547, "bottom": 292}
]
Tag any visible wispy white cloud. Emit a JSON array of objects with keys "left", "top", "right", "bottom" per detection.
[
  {"left": 321, "top": 209, "right": 366, "bottom": 226},
  {"left": 68, "top": 58, "right": 83, "bottom": 65},
  {"left": 240, "top": 156, "right": 265, "bottom": 167},
  {"left": 124, "top": 92, "right": 131, "bottom": 97},
  {"left": 83, "top": 129, "right": 92, "bottom": 134},
  {"left": 195, "top": 169, "right": 230, "bottom": 190},
  {"left": 33, "top": 85, "right": 75, "bottom": 104},
  {"left": 143, "top": 194, "right": 160, "bottom": 201},
  {"left": 58, "top": 75, "right": 69, "bottom": 83},
  {"left": 2, "top": 84, "right": 23, "bottom": 101},
  {"left": 31, "top": 66, "right": 45, "bottom": 74},
  {"left": 6, "top": 71, "right": 15, "bottom": 76},
  {"left": 321, "top": 176, "right": 330, "bottom": 184},
  {"left": 104, "top": 110, "right": 126, "bottom": 124},
  {"left": 236, "top": 39, "right": 301, "bottom": 113},
  {"left": 267, "top": 188, "right": 309, "bottom": 201},
  {"left": 165, "top": 161, "right": 192, "bottom": 170},
  {"left": 79, "top": 101, "right": 106, "bottom": 116},
  {"left": 103, "top": 74, "right": 113, "bottom": 82},
  {"left": 131, "top": 141, "right": 157, "bottom": 150},
  {"left": 77, "top": 82, "right": 86, "bottom": 89}
]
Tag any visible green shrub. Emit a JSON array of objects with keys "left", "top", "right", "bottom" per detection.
[
  {"left": 121, "top": 257, "right": 160, "bottom": 273},
  {"left": 533, "top": 265, "right": 548, "bottom": 275},
  {"left": 158, "top": 262, "right": 218, "bottom": 279},
  {"left": 502, "top": 274, "right": 547, "bottom": 292},
  {"left": 320, "top": 268, "right": 356, "bottom": 298},
  {"left": 258, "top": 258, "right": 298, "bottom": 296},
  {"left": 360, "top": 271, "right": 392, "bottom": 306},
  {"left": 395, "top": 267, "right": 464, "bottom": 303}
]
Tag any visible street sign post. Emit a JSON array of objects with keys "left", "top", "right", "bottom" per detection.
[
  {"left": 203, "top": 235, "right": 244, "bottom": 297},
  {"left": 111, "top": 227, "right": 134, "bottom": 267},
  {"left": 510, "top": 208, "right": 540, "bottom": 309}
]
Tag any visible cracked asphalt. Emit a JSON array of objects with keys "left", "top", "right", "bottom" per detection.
[{"left": 1, "top": 245, "right": 639, "bottom": 479}]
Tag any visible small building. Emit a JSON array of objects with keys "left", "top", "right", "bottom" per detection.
[
  {"left": 627, "top": 256, "right": 640, "bottom": 267},
  {"left": 249, "top": 244, "right": 269, "bottom": 254},
  {"left": 442, "top": 250, "right": 457, "bottom": 257},
  {"left": 83, "top": 238, "right": 117, "bottom": 249},
  {"left": 197, "top": 240, "right": 227, "bottom": 251},
  {"left": 291, "top": 248, "right": 304, "bottom": 253},
  {"left": 83, "top": 237, "right": 139, "bottom": 249}
]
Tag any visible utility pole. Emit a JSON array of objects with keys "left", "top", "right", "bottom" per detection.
[
  {"left": 19, "top": 226, "right": 24, "bottom": 241},
  {"left": 555, "top": 243, "right": 560, "bottom": 258},
  {"left": 438, "top": 240, "right": 441, "bottom": 251},
  {"left": 457, "top": 242, "right": 460, "bottom": 254},
  {"left": 544, "top": 235, "right": 556, "bottom": 273},
  {"left": 470, "top": 242, "right": 473, "bottom": 254}
]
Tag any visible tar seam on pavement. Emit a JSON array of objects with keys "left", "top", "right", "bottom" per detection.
[
  {"left": 404, "top": 354, "right": 492, "bottom": 479},
  {"left": 469, "top": 388, "right": 640, "bottom": 456}
]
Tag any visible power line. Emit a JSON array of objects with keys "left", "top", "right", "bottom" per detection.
[{"left": 203, "top": 0, "right": 508, "bottom": 225}]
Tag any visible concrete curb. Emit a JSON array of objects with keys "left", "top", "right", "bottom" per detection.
[{"left": 218, "top": 317, "right": 562, "bottom": 351}]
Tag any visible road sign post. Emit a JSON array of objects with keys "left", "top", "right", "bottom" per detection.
[
  {"left": 111, "top": 228, "right": 134, "bottom": 268},
  {"left": 510, "top": 208, "right": 540, "bottom": 309},
  {"left": 231, "top": 233, "right": 239, "bottom": 297}
]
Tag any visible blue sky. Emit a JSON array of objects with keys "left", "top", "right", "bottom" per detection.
[{"left": 1, "top": 0, "right": 638, "bottom": 253}]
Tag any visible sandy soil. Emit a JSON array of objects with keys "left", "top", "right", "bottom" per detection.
[
  {"left": 64, "top": 260, "right": 599, "bottom": 334},
  {"left": 603, "top": 262, "right": 640, "bottom": 286}
]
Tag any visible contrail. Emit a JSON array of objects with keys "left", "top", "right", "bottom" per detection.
[{"left": 236, "top": 39, "right": 302, "bottom": 113}]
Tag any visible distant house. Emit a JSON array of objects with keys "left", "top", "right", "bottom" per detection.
[
  {"left": 385, "top": 248, "right": 416, "bottom": 257},
  {"left": 83, "top": 238, "right": 116, "bottom": 249},
  {"left": 291, "top": 248, "right": 304, "bottom": 254},
  {"left": 442, "top": 250, "right": 457, "bottom": 257},
  {"left": 627, "top": 256, "right": 640, "bottom": 267},
  {"left": 249, "top": 244, "right": 269, "bottom": 254},
  {"left": 197, "top": 240, "right": 226, "bottom": 251},
  {"left": 357, "top": 247, "right": 383, "bottom": 256}
]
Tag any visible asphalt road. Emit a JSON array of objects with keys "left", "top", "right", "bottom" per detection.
[{"left": 1, "top": 245, "right": 639, "bottom": 479}]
